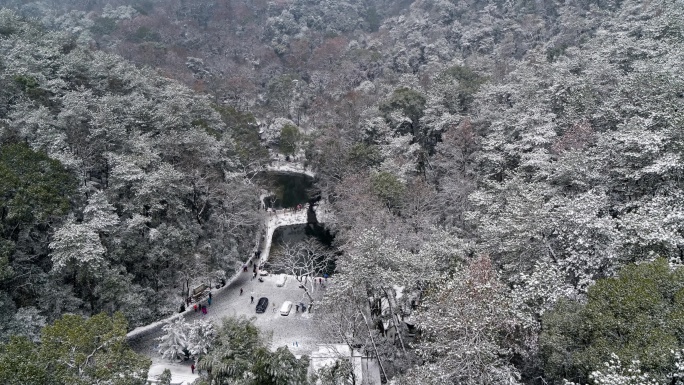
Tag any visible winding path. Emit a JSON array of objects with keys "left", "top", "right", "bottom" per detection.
[
  {"left": 258, "top": 201, "right": 332, "bottom": 262},
  {"left": 129, "top": 165, "right": 329, "bottom": 384}
]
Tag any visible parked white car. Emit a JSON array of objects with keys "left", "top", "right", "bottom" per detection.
[
  {"left": 280, "top": 301, "right": 293, "bottom": 316},
  {"left": 276, "top": 274, "right": 287, "bottom": 287}
]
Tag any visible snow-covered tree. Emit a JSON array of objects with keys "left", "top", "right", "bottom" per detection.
[
  {"left": 187, "top": 319, "right": 215, "bottom": 359},
  {"left": 271, "top": 238, "right": 333, "bottom": 305},
  {"left": 158, "top": 317, "right": 189, "bottom": 361},
  {"left": 49, "top": 217, "right": 106, "bottom": 273},
  {"left": 401, "top": 256, "right": 521, "bottom": 384}
]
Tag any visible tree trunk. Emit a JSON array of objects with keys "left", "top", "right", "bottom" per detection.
[
  {"left": 352, "top": 287, "right": 388, "bottom": 381},
  {"left": 298, "top": 276, "right": 315, "bottom": 304},
  {"left": 381, "top": 286, "right": 407, "bottom": 355}
]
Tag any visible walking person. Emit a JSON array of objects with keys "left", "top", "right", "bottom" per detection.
[
  {"left": 191, "top": 363, "right": 195, "bottom": 374},
  {"left": 208, "top": 292, "right": 212, "bottom": 300},
  {"left": 251, "top": 296, "right": 254, "bottom": 304},
  {"left": 240, "top": 288, "right": 243, "bottom": 295}
]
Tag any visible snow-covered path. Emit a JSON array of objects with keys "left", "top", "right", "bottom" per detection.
[
  {"left": 131, "top": 266, "right": 329, "bottom": 384},
  {"left": 265, "top": 161, "right": 315, "bottom": 178},
  {"left": 129, "top": 180, "right": 331, "bottom": 384},
  {"left": 257, "top": 199, "right": 332, "bottom": 262},
  {"left": 259, "top": 207, "right": 309, "bottom": 262}
]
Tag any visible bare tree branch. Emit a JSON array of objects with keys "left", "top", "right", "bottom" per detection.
[{"left": 271, "top": 238, "right": 333, "bottom": 306}]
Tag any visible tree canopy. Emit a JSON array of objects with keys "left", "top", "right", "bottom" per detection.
[
  {"left": 0, "top": 0, "right": 683, "bottom": 384},
  {"left": 0, "top": 10, "right": 261, "bottom": 333},
  {"left": 0, "top": 312, "right": 150, "bottom": 385},
  {"left": 197, "top": 316, "right": 309, "bottom": 385},
  {"left": 541, "top": 259, "right": 684, "bottom": 384}
]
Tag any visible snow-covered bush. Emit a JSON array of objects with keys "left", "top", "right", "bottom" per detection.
[{"left": 158, "top": 316, "right": 215, "bottom": 361}]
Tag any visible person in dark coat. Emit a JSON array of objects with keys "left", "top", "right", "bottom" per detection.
[{"left": 191, "top": 363, "right": 195, "bottom": 374}]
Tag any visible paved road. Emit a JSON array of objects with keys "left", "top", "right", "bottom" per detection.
[
  {"left": 129, "top": 173, "right": 331, "bottom": 384},
  {"left": 133, "top": 268, "right": 327, "bottom": 384}
]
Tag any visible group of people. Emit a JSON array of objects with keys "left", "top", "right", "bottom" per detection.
[
  {"left": 313, "top": 276, "right": 328, "bottom": 289},
  {"left": 181, "top": 291, "right": 212, "bottom": 315},
  {"left": 245, "top": 255, "right": 265, "bottom": 281}
]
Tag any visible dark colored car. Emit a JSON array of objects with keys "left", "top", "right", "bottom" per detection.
[{"left": 256, "top": 297, "right": 269, "bottom": 313}]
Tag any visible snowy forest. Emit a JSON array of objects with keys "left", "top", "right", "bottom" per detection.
[{"left": 0, "top": 0, "right": 683, "bottom": 384}]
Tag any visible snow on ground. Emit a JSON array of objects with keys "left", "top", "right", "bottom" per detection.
[
  {"left": 131, "top": 207, "right": 329, "bottom": 384},
  {"left": 130, "top": 167, "right": 333, "bottom": 384},
  {"left": 264, "top": 151, "right": 315, "bottom": 178},
  {"left": 265, "top": 162, "right": 315, "bottom": 178},
  {"left": 146, "top": 361, "right": 198, "bottom": 384},
  {"left": 260, "top": 208, "right": 309, "bottom": 262},
  {"left": 135, "top": 271, "right": 328, "bottom": 384}
]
